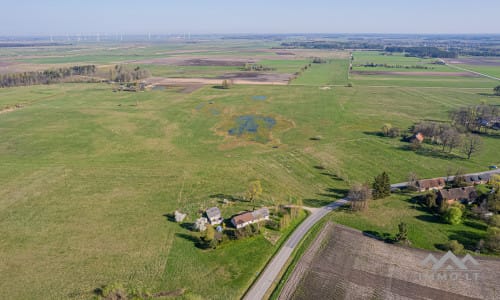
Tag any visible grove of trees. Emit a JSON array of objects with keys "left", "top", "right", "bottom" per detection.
[
  {"left": 384, "top": 46, "right": 457, "bottom": 58},
  {"left": 110, "top": 65, "right": 150, "bottom": 83},
  {"left": 0, "top": 65, "right": 96, "bottom": 88}
]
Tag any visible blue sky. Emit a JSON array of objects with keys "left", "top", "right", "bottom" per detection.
[{"left": 1, "top": 0, "right": 499, "bottom": 35}]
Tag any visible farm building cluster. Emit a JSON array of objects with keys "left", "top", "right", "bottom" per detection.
[
  {"left": 181, "top": 206, "right": 270, "bottom": 232},
  {"left": 414, "top": 173, "right": 495, "bottom": 206}
]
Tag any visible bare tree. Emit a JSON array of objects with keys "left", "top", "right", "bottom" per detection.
[
  {"left": 348, "top": 183, "right": 372, "bottom": 211},
  {"left": 462, "top": 134, "right": 482, "bottom": 159},
  {"left": 408, "top": 172, "right": 418, "bottom": 191}
]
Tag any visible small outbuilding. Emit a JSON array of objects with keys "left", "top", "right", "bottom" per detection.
[
  {"left": 416, "top": 178, "right": 446, "bottom": 192},
  {"left": 410, "top": 132, "right": 425, "bottom": 143},
  {"left": 206, "top": 207, "right": 223, "bottom": 225}
]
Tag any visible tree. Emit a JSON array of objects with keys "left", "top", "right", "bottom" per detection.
[
  {"left": 221, "top": 79, "right": 232, "bottom": 89},
  {"left": 199, "top": 224, "right": 216, "bottom": 249},
  {"left": 462, "top": 134, "right": 482, "bottom": 159},
  {"left": 395, "top": 222, "right": 409, "bottom": 244},
  {"left": 439, "top": 128, "right": 462, "bottom": 152},
  {"left": 381, "top": 124, "right": 391, "bottom": 137},
  {"left": 348, "top": 183, "right": 372, "bottom": 211},
  {"left": 373, "top": 172, "right": 391, "bottom": 199},
  {"left": 407, "top": 172, "right": 418, "bottom": 191},
  {"left": 484, "top": 227, "right": 500, "bottom": 253},
  {"left": 444, "top": 207, "right": 463, "bottom": 225},
  {"left": 491, "top": 174, "right": 500, "bottom": 191},
  {"left": 388, "top": 127, "right": 401, "bottom": 138},
  {"left": 494, "top": 85, "right": 500, "bottom": 96},
  {"left": 488, "top": 190, "right": 500, "bottom": 213},
  {"left": 409, "top": 139, "right": 422, "bottom": 151},
  {"left": 423, "top": 191, "right": 437, "bottom": 209},
  {"left": 488, "top": 215, "right": 500, "bottom": 228},
  {"left": 246, "top": 180, "right": 263, "bottom": 205},
  {"left": 204, "top": 224, "right": 215, "bottom": 242}
]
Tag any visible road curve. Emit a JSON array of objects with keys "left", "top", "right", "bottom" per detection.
[
  {"left": 243, "top": 168, "right": 500, "bottom": 300},
  {"left": 242, "top": 199, "right": 348, "bottom": 300}
]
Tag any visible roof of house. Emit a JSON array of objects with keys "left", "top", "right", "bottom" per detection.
[
  {"left": 232, "top": 212, "right": 254, "bottom": 225},
  {"left": 465, "top": 175, "right": 480, "bottom": 182},
  {"left": 206, "top": 207, "right": 221, "bottom": 219},
  {"left": 417, "top": 178, "right": 446, "bottom": 189},
  {"left": 411, "top": 132, "right": 424, "bottom": 142},
  {"left": 438, "top": 186, "right": 477, "bottom": 200},
  {"left": 479, "top": 174, "right": 491, "bottom": 181},
  {"left": 232, "top": 208, "right": 270, "bottom": 226}
]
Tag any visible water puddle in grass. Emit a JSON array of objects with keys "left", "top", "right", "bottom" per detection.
[
  {"left": 228, "top": 115, "right": 276, "bottom": 140},
  {"left": 195, "top": 103, "right": 206, "bottom": 110},
  {"left": 152, "top": 85, "right": 166, "bottom": 91},
  {"left": 252, "top": 95, "right": 267, "bottom": 101}
]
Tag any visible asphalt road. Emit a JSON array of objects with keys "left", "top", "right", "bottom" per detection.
[
  {"left": 242, "top": 199, "right": 348, "bottom": 300},
  {"left": 243, "top": 168, "right": 500, "bottom": 300},
  {"left": 440, "top": 59, "right": 500, "bottom": 81}
]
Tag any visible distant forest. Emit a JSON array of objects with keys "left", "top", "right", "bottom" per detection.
[
  {"left": 279, "top": 41, "right": 384, "bottom": 50},
  {"left": 0, "top": 65, "right": 96, "bottom": 88},
  {"left": 384, "top": 46, "right": 458, "bottom": 58},
  {"left": 279, "top": 41, "right": 499, "bottom": 57},
  {"left": 0, "top": 42, "right": 70, "bottom": 48}
]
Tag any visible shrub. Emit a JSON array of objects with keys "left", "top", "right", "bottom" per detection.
[
  {"left": 444, "top": 240, "right": 465, "bottom": 255},
  {"left": 484, "top": 227, "right": 500, "bottom": 253},
  {"left": 443, "top": 207, "right": 463, "bottom": 225},
  {"left": 265, "top": 219, "right": 280, "bottom": 230},
  {"left": 488, "top": 214, "right": 500, "bottom": 228},
  {"left": 494, "top": 85, "right": 500, "bottom": 96}
]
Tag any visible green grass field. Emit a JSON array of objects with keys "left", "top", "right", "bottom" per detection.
[
  {"left": 1, "top": 43, "right": 500, "bottom": 299},
  {"left": 292, "top": 59, "right": 349, "bottom": 85},
  {"left": 352, "top": 51, "right": 456, "bottom": 72},
  {"left": 459, "top": 64, "right": 500, "bottom": 78},
  {"left": 331, "top": 194, "right": 489, "bottom": 253}
]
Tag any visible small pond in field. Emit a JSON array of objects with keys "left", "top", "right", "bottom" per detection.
[
  {"left": 252, "top": 95, "right": 267, "bottom": 101},
  {"left": 228, "top": 115, "right": 276, "bottom": 137}
]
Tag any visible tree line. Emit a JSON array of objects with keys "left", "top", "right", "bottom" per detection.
[
  {"left": 450, "top": 104, "right": 499, "bottom": 133},
  {"left": 243, "top": 63, "right": 276, "bottom": 72},
  {"left": 359, "top": 62, "right": 431, "bottom": 70},
  {"left": 279, "top": 41, "right": 384, "bottom": 50},
  {"left": 0, "top": 65, "right": 96, "bottom": 88},
  {"left": 384, "top": 46, "right": 457, "bottom": 58}
]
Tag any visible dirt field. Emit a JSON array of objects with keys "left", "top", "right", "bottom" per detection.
[
  {"left": 132, "top": 56, "right": 257, "bottom": 66},
  {"left": 351, "top": 70, "right": 479, "bottom": 77},
  {"left": 145, "top": 73, "right": 291, "bottom": 86},
  {"left": 444, "top": 57, "right": 500, "bottom": 67},
  {"left": 281, "top": 223, "right": 500, "bottom": 300}
]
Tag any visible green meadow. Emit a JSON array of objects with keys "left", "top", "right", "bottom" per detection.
[{"left": 1, "top": 45, "right": 500, "bottom": 299}]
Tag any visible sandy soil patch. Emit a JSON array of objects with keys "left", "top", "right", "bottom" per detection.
[{"left": 351, "top": 70, "right": 479, "bottom": 77}]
